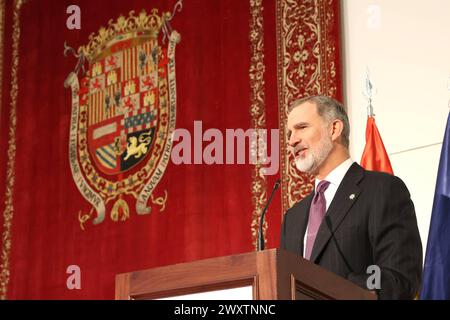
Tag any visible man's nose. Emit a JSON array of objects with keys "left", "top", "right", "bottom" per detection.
[{"left": 288, "top": 132, "right": 300, "bottom": 147}]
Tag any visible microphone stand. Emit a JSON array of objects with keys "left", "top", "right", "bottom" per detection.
[{"left": 257, "top": 179, "right": 281, "bottom": 251}]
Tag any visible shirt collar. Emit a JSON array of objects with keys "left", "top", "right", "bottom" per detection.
[{"left": 315, "top": 158, "right": 354, "bottom": 190}]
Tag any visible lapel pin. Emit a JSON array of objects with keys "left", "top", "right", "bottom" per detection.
[{"left": 349, "top": 194, "right": 355, "bottom": 200}]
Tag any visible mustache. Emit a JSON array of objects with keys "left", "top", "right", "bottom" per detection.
[{"left": 288, "top": 144, "right": 308, "bottom": 154}]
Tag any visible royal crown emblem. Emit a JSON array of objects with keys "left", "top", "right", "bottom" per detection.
[{"left": 64, "top": 7, "right": 181, "bottom": 229}]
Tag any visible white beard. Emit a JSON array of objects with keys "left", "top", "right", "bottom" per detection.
[{"left": 295, "top": 131, "right": 333, "bottom": 174}]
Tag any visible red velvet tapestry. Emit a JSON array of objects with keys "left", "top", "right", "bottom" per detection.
[{"left": 0, "top": 0, "right": 342, "bottom": 299}]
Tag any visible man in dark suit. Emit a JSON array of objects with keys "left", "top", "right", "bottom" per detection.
[{"left": 280, "top": 96, "right": 422, "bottom": 299}]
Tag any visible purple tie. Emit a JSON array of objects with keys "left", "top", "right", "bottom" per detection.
[{"left": 304, "top": 180, "right": 330, "bottom": 260}]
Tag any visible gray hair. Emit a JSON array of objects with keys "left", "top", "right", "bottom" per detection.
[{"left": 289, "top": 95, "right": 350, "bottom": 148}]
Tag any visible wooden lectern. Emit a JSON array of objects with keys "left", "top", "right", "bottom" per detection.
[{"left": 115, "top": 249, "right": 376, "bottom": 300}]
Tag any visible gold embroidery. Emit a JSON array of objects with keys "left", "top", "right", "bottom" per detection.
[
  {"left": 151, "top": 190, "right": 168, "bottom": 212},
  {"left": 0, "top": 0, "right": 4, "bottom": 118},
  {"left": 79, "top": 9, "right": 169, "bottom": 62},
  {"left": 111, "top": 198, "right": 130, "bottom": 222},
  {"left": 0, "top": 0, "right": 27, "bottom": 300},
  {"left": 124, "top": 80, "right": 136, "bottom": 96},
  {"left": 276, "top": 0, "right": 339, "bottom": 213},
  {"left": 75, "top": 61, "right": 168, "bottom": 206},
  {"left": 143, "top": 91, "right": 155, "bottom": 107},
  {"left": 66, "top": 10, "right": 180, "bottom": 226},
  {"left": 78, "top": 209, "right": 94, "bottom": 231},
  {"left": 249, "top": 0, "right": 268, "bottom": 250},
  {"left": 124, "top": 132, "right": 152, "bottom": 161},
  {"left": 106, "top": 70, "right": 117, "bottom": 86}
]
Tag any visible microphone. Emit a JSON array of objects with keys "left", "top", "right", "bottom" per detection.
[
  {"left": 324, "top": 215, "right": 354, "bottom": 273},
  {"left": 257, "top": 178, "right": 281, "bottom": 251}
]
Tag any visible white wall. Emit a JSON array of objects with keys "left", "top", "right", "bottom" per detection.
[{"left": 341, "top": 0, "right": 450, "bottom": 256}]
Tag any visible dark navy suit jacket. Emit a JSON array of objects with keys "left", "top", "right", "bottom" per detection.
[{"left": 280, "top": 163, "right": 422, "bottom": 299}]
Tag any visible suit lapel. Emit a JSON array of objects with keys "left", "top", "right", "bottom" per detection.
[{"left": 309, "top": 163, "right": 364, "bottom": 263}]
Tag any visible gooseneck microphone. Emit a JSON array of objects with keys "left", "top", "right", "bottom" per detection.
[{"left": 257, "top": 178, "right": 281, "bottom": 251}]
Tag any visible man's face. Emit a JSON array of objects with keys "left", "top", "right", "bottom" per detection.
[{"left": 287, "top": 102, "right": 333, "bottom": 175}]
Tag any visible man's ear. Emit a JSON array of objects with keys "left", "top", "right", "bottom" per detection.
[{"left": 330, "top": 119, "right": 344, "bottom": 143}]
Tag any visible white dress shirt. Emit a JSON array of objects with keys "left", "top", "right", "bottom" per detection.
[{"left": 303, "top": 158, "right": 354, "bottom": 257}]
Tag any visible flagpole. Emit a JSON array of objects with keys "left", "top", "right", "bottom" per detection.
[
  {"left": 360, "top": 67, "right": 394, "bottom": 174},
  {"left": 364, "top": 67, "right": 375, "bottom": 117}
]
